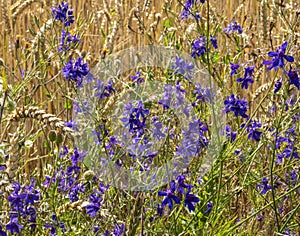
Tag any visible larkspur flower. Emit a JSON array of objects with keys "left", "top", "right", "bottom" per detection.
[
  {"left": 65, "top": 119, "right": 78, "bottom": 131},
  {"left": 62, "top": 57, "right": 89, "bottom": 87},
  {"left": 237, "top": 65, "right": 255, "bottom": 89},
  {"left": 210, "top": 36, "right": 218, "bottom": 49},
  {"left": 287, "top": 67, "right": 300, "bottom": 90},
  {"left": 262, "top": 42, "right": 294, "bottom": 70},
  {"left": 172, "top": 56, "right": 194, "bottom": 81},
  {"left": 51, "top": 2, "right": 74, "bottom": 26},
  {"left": 230, "top": 62, "right": 240, "bottom": 77},
  {"left": 256, "top": 177, "right": 272, "bottom": 194},
  {"left": 157, "top": 204, "right": 164, "bottom": 217},
  {"left": 6, "top": 216, "right": 23, "bottom": 234},
  {"left": 0, "top": 225, "right": 6, "bottom": 236},
  {"left": 225, "top": 125, "right": 237, "bottom": 142},
  {"left": 0, "top": 164, "right": 6, "bottom": 171},
  {"left": 159, "top": 84, "right": 173, "bottom": 109},
  {"left": 73, "top": 98, "right": 90, "bottom": 114},
  {"left": 191, "top": 35, "right": 206, "bottom": 58},
  {"left": 176, "top": 174, "right": 192, "bottom": 194},
  {"left": 130, "top": 71, "right": 145, "bottom": 84},
  {"left": 86, "top": 192, "right": 102, "bottom": 218},
  {"left": 180, "top": 0, "right": 203, "bottom": 20},
  {"left": 205, "top": 202, "right": 213, "bottom": 213},
  {"left": 151, "top": 117, "right": 165, "bottom": 140},
  {"left": 241, "top": 120, "right": 262, "bottom": 142},
  {"left": 158, "top": 180, "right": 181, "bottom": 210},
  {"left": 223, "top": 22, "right": 243, "bottom": 34},
  {"left": 121, "top": 101, "right": 149, "bottom": 137},
  {"left": 223, "top": 94, "right": 248, "bottom": 118},
  {"left": 113, "top": 223, "right": 125, "bottom": 236},
  {"left": 184, "top": 192, "right": 200, "bottom": 211},
  {"left": 59, "top": 29, "right": 81, "bottom": 52},
  {"left": 274, "top": 78, "right": 282, "bottom": 93}
]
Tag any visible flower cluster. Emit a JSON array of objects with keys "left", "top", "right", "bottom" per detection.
[
  {"left": 181, "top": 0, "right": 204, "bottom": 20},
  {"left": 263, "top": 42, "right": 294, "bottom": 71},
  {"left": 6, "top": 180, "right": 40, "bottom": 234},
  {"left": 121, "top": 101, "right": 150, "bottom": 137},
  {"left": 287, "top": 67, "right": 300, "bottom": 90},
  {"left": 256, "top": 177, "right": 281, "bottom": 195},
  {"left": 230, "top": 62, "right": 240, "bottom": 77},
  {"left": 223, "top": 22, "right": 243, "bottom": 34},
  {"left": 241, "top": 120, "right": 263, "bottom": 142},
  {"left": 62, "top": 57, "right": 89, "bottom": 87},
  {"left": 85, "top": 182, "right": 108, "bottom": 218},
  {"left": 223, "top": 94, "right": 248, "bottom": 118},
  {"left": 44, "top": 147, "right": 86, "bottom": 202},
  {"left": 94, "top": 79, "right": 115, "bottom": 100},
  {"left": 237, "top": 65, "right": 255, "bottom": 89},
  {"left": 191, "top": 35, "right": 206, "bottom": 58},
  {"left": 51, "top": 2, "right": 75, "bottom": 27},
  {"left": 158, "top": 175, "right": 199, "bottom": 215},
  {"left": 275, "top": 128, "right": 299, "bottom": 164},
  {"left": 130, "top": 71, "right": 145, "bottom": 84},
  {"left": 58, "top": 30, "right": 81, "bottom": 52},
  {"left": 171, "top": 56, "right": 195, "bottom": 81}
]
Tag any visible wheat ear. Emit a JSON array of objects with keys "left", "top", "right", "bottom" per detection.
[
  {"left": 9, "top": 106, "right": 75, "bottom": 135},
  {"left": 11, "top": 0, "right": 40, "bottom": 21}
]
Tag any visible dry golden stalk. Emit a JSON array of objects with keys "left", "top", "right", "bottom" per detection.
[
  {"left": 104, "top": 20, "right": 119, "bottom": 52},
  {"left": 260, "top": 0, "right": 268, "bottom": 44},
  {"left": 9, "top": 106, "right": 74, "bottom": 135},
  {"left": 5, "top": 129, "right": 20, "bottom": 180},
  {"left": 2, "top": 0, "right": 11, "bottom": 34},
  {"left": 251, "top": 82, "right": 272, "bottom": 101},
  {"left": 11, "top": 0, "right": 41, "bottom": 21},
  {"left": 143, "top": 0, "right": 152, "bottom": 17}
]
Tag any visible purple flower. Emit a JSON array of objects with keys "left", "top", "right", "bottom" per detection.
[
  {"left": 0, "top": 226, "right": 6, "bottom": 236},
  {"left": 184, "top": 192, "right": 200, "bottom": 211},
  {"left": 223, "top": 94, "right": 248, "bottom": 118},
  {"left": 113, "top": 223, "right": 125, "bottom": 236},
  {"left": 86, "top": 192, "right": 102, "bottom": 218},
  {"left": 274, "top": 79, "right": 282, "bottom": 93},
  {"left": 176, "top": 174, "right": 192, "bottom": 194},
  {"left": 205, "top": 202, "right": 213, "bottom": 213},
  {"left": 156, "top": 204, "right": 164, "bottom": 217},
  {"left": 51, "top": 2, "right": 74, "bottom": 26},
  {"left": 130, "top": 71, "right": 145, "bottom": 84},
  {"left": 210, "top": 36, "right": 218, "bottom": 49},
  {"left": 256, "top": 177, "right": 272, "bottom": 194},
  {"left": 65, "top": 119, "right": 78, "bottom": 131},
  {"left": 287, "top": 68, "right": 300, "bottom": 90},
  {"left": 151, "top": 117, "right": 165, "bottom": 140},
  {"left": 172, "top": 56, "right": 194, "bottom": 81},
  {"left": 180, "top": 0, "right": 203, "bottom": 20},
  {"left": 158, "top": 180, "right": 181, "bottom": 210},
  {"left": 59, "top": 29, "right": 81, "bottom": 52},
  {"left": 73, "top": 98, "right": 90, "bottom": 114},
  {"left": 6, "top": 216, "right": 23, "bottom": 234},
  {"left": 159, "top": 84, "right": 173, "bottom": 109},
  {"left": 0, "top": 164, "right": 6, "bottom": 172},
  {"left": 241, "top": 120, "right": 262, "bottom": 142},
  {"left": 223, "top": 22, "right": 243, "bottom": 34},
  {"left": 225, "top": 125, "right": 237, "bottom": 142},
  {"left": 191, "top": 35, "right": 206, "bottom": 58},
  {"left": 230, "top": 62, "right": 240, "bottom": 77},
  {"left": 121, "top": 101, "right": 149, "bottom": 137},
  {"left": 62, "top": 57, "right": 89, "bottom": 87},
  {"left": 237, "top": 66, "right": 255, "bottom": 89},
  {"left": 263, "top": 42, "right": 294, "bottom": 70}
]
